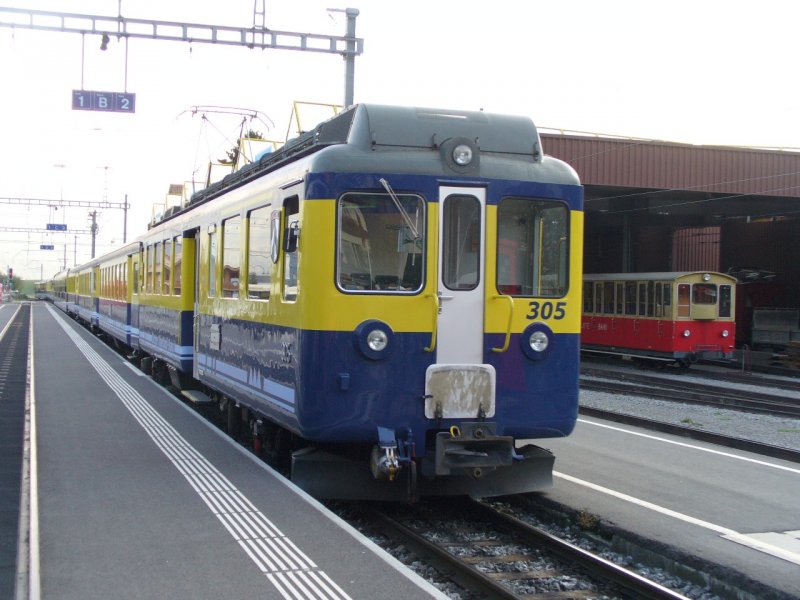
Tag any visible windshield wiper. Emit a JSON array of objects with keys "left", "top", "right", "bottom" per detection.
[{"left": 379, "top": 177, "right": 420, "bottom": 240}]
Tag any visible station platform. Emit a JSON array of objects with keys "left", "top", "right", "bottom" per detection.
[{"left": 25, "top": 303, "right": 446, "bottom": 599}]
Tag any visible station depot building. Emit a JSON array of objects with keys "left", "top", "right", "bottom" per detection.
[{"left": 540, "top": 132, "right": 800, "bottom": 349}]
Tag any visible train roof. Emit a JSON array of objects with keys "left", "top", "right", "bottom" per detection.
[
  {"left": 584, "top": 271, "right": 737, "bottom": 283},
  {"left": 177, "top": 103, "right": 579, "bottom": 220}
]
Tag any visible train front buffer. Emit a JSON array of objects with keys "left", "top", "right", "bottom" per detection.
[{"left": 371, "top": 365, "right": 554, "bottom": 501}]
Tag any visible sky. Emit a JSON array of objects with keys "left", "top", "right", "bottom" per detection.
[{"left": 1, "top": 0, "right": 799, "bottom": 279}]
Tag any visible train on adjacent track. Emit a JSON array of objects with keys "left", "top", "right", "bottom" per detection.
[
  {"left": 581, "top": 271, "right": 736, "bottom": 367},
  {"left": 46, "top": 104, "right": 584, "bottom": 501}
]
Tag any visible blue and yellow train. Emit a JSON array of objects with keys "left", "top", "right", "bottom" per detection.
[{"left": 49, "top": 104, "right": 584, "bottom": 501}]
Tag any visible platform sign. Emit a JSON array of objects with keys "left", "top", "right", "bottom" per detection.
[
  {"left": 40, "top": 244, "right": 54, "bottom": 250},
  {"left": 72, "top": 90, "right": 136, "bottom": 113},
  {"left": 46, "top": 223, "right": 67, "bottom": 231}
]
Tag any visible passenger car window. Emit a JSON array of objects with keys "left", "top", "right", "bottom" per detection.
[
  {"left": 247, "top": 206, "right": 271, "bottom": 300},
  {"left": 222, "top": 215, "right": 241, "bottom": 298}
]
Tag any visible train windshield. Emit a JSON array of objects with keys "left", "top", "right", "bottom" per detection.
[
  {"left": 336, "top": 192, "right": 425, "bottom": 293},
  {"left": 496, "top": 198, "right": 569, "bottom": 297}
]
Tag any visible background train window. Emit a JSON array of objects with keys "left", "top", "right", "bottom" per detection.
[
  {"left": 593, "top": 282, "right": 602, "bottom": 313},
  {"left": 647, "top": 281, "right": 655, "bottom": 316},
  {"left": 677, "top": 284, "right": 690, "bottom": 317},
  {"left": 222, "top": 215, "right": 241, "bottom": 298},
  {"left": 247, "top": 205, "right": 271, "bottom": 300},
  {"left": 655, "top": 282, "right": 664, "bottom": 317},
  {"left": 624, "top": 281, "right": 637, "bottom": 315},
  {"left": 163, "top": 239, "right": 172, "bottom": 295},
  {"left": 173, "top": 237, "right": 182, "bottom": 296},
  {"left": 209, "top": 229, "right": 218, "bottom": 297},
  {"left": 692, "top": 283, "right": 716, "bottom": 305},
  {"left": 602, "top": 282, "right": 614, "bottom": 314},
  {"left": 615, "top": 283, "right": 623, "bottom": 314},
  {"left": 638, "top": 282, "right": 647, "bottom": 316},
  {"left": 336, "top": 192, "right": 425, "bottom": 293},
  {"left": 719, "top": 284, "right": 732, "bottom": 317},
  {"left": 497, "top": 198, "right": 568, "bottom": 297},
  {"left": 583, "top": 281, "right": 593, "bottom": 313}
]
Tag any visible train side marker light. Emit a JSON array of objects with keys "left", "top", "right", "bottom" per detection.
[
  {"left": 682, "top": 329, "right": 691, "bottom": 337},
  {"left": 721, "top": 330, "right": 730, "bottom": 338}
]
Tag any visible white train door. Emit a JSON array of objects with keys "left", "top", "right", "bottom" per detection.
[{"left": 436, "top": 186, "right": 486, "bottom": 364}]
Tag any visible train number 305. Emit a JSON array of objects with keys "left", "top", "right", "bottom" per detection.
[{"left": 525, "top": 301, "right": 567, "bottom": 320}]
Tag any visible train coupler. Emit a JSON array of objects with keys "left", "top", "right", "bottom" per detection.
[{"left": 434, "top": 422, "right": 515, "bottom": 477}]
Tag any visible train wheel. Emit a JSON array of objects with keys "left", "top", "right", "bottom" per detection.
[{"left": 225, "top": 398, "right": 241, "bottom": 439}]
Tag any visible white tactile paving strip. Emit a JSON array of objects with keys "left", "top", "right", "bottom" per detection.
[{"left": 49, "top": 306, "right": 353, "bottom": 600}]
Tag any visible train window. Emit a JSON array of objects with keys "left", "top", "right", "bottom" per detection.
[
  {"left": 133, "top": 258, "right": 140, "bottom": 295},
  {"left": 719, "top": 284, "right": 732, "bottom": 317},
  {"left": 247, "top": 205, "right": 271, "bottom": 300},
  {"left": 638, "top": 283, "right": 647, "bottom": 316},
  {"left": 692, "top": 283, "right": 717, "bottom": 304},
  {"left": 625, "top": 282, "right": 637, "bottom": 315},
  {"left": 154, "top": 242, "right": 163, "bottom": 295},
  {"left": 655, "top": 283, "right": 663, "bottom": 317},
  {"left": 583, "top": 281, "right": 593, "bottom": 313},
  {"left": 145, "top": 246, "right": 153, "bottom": 294},
  {"left": 663, "top": 283, "right": 672, "bottom": 313},
  {"left": 209, "top": 229, "right": 218, "bottom": 297},
  {"left": 222, "top": 215, "right": 241, "bottom": 298},
  {"left": 283, "top": 197, "right": 299, "bottom": 301},
  {"left": 173, "top": 237, "right": 182, "bottom": 296},
  {"left": 443, "top": 195, "right": 480, "bottom": 291},
  {"left": 647, "top": 281, "right": 655, "bottom": 316},
  {"left": 677, "top": 284, "right": 690, "bottom": 317},
  {"left": 602, "top": 282, "right": 614, "bottom": 314},
  {"left": 497, "top": 198, "right": 568, "bottom": 297},
  {"left": 163, "top": 239, "right": 172, "bottom": 295},
  {"left": 615, "top": 283, "right": 623, "bottom": 314},
  {"left": 336, "top": 192, "right": 425, "bottom": 293},
  {"left": 594, "top": 282, "right": 602, "bottom": 313}
]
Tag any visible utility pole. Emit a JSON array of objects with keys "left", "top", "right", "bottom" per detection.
[{"left": 89, "top": 210, "right": 98, "bottom": 258}]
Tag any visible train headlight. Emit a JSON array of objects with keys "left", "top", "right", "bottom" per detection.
[
  {"left": 367, "top": 329, "right": 388, "bottom": 351},
  {"left": 682, "top": 329, "right": 691, "bottom": 337},
  {"left": 721, "top": 329, "right": 730, "bottom": 338},
  {"left": 520, "top": 323, "right": 554, "bottom": 361},
  {"left": 354, "top": 320, "right": 394, "bottom": 360},
  {"left": 453, "top": 144, "right": 473, "bottom": 166},
  {"left": 529, "top": 331, "right": 549, "bottom": 352}
]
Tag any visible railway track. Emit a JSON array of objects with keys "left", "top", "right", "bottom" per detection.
[
  {"left": 351, "top": 497, "right": 689, "bottom": 600},
  {"left": 580, "top": 367, "right": 800, "bottom": 418}
]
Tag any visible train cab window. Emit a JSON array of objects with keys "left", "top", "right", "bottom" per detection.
[
  {"left": 624, "top": 282, "right": 637, "bottom": 315},
  {"left": 336, "top": 192, "right": 425, "bottom": 293},
  {"left": 163, "top": 239, "right": 172, "bottom": 295},
  {"left": 222, "top": 215, "right": 241, "bottom": 298},
  {"left": 209, "top": 228, "right": 218, "bottom": 297},
  {"left": 154, "top": 242, "right": 162, "bottom": 295},
  {"left": 719, "top": 284, "right": 732, "bottom": 317},
  {"left": 692, "top": 283, "right": 717, "bottom": 304},
  {"left": 173, "top": 237, "right": 182, "bottom": 296},
  {"left": 677, "top": 284, "right": 690, "bottom": 317},
  {"left": 247, "top": 205, "right": 271, "bottom": 300},
  {"left": 496, "top": 198, "right": 568, "bottom": 297},
  {"left": 583, "top": 281, "right": 594, "bottom": 313}
]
